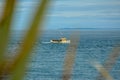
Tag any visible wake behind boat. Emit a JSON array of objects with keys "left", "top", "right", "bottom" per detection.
[{"left": 50, "top": 37, "right": 70, "bottom": 43}]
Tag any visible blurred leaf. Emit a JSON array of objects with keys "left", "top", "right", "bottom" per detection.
[
  {"left": 92, "top": 61, "right": 114, "bottom": 80},
  {"left": 0, "top": 0, "right": 16, "bottom": 76},
  {"left": 96, "top": 45, "right": 120, "bottom": 80},
  {"left": 8, "top": 0, "right": 50, "bottom": 80},
  {"left": 62, "top": 31, "right": 80, "bottom": 80}
]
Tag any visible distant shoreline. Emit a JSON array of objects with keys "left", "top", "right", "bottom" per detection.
[
  {"left": 11, "top": 28, "right": 120, "bottom": 33},
  {"left": 59, "top": 28, "right": 120, "bottom": 30}
]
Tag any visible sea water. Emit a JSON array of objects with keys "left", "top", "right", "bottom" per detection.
[{"left": 9, "top": 30, "right": 120, "bottom": 80}]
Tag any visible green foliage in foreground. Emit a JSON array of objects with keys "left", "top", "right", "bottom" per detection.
[{"left": 0, "top": 0, "right": 50, "bottom": 80}]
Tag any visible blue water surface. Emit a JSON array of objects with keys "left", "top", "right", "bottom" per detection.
[{"left": 9, "top": 30, "right": 120, "bottom": 80}]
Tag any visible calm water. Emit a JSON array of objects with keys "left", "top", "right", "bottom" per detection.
[{"left": 9, "top": 30, "right": 120, "bottom": 80}]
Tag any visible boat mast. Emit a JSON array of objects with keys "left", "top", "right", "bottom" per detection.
[{"left": 59, "top": 30, "right": 64, "bottom": 38}]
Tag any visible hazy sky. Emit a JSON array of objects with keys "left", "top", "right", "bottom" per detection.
[{"left": 1, "top": 0, "right": 120, "bottom": 30}]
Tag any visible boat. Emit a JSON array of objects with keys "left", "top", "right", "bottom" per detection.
[{"left": 50, "top": 37, "right": 70, "bottom": 43}]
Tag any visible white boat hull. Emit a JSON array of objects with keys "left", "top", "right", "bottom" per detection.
[{"left": 50, "top": 40, "right": 70, "bottom": 43}]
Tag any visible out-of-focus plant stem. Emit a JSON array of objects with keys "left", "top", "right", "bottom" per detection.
[
  {"left": 96, "top": 45, "right": 120, "bottom": 80},
  {"left": 62, "top": 31, "right": 80, "bottom": 80},
  {"left": 9, "top": 0, "right": 50, "bottom": 80},
  {"left": 0, "top": 0, "right": 16, "bottom": 78},
  {"left": 0, "top": 0, "right": 16, "bottom": 64},
  {"left": 0, "top": 0, "right": 50, "bottom": 80},
  {"left": 92, "top": 61, "right": 114, "bottom": 80}
]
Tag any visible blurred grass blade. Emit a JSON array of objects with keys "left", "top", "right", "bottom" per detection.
[
  {"left": 9, "top": 0, "right": 50, "bottom": 80},
  {"left": 104, "top": 45, "right": 120, "bottom": 69},
  {"left": 62, "top": 31, "right": 80, "bottom": 80},
  {"left": 92, "top": 61, "right": 114, "bottom": 80},
  {"left": 0, "top": 0, "right": 16, "bottom": 74},
  {"left": 96, "top": 45, "right": 120, "bottom": 80}
]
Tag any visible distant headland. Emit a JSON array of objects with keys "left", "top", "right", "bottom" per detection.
[{"left": 59, "top": 28, "right": 120, "bottom": 30}]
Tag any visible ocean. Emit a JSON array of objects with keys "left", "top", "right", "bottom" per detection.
[{"left": 9, "top": 30, "right": 120, "bottom": 80}]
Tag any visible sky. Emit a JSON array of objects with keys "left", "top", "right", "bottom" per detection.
[{"left": 0, "top": 0, "right": 120, "bottom": 30}]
